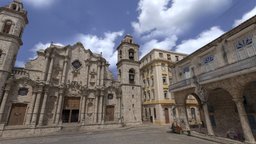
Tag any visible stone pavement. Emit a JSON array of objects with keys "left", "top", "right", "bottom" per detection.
[{"left": 0, "top": 125, "right": 218, "bottom": 144}]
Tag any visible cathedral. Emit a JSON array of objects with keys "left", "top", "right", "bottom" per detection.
[{"left": 0, "top": 0, "right": 142, "bottom": 137}]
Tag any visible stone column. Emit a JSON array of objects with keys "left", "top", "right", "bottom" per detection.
[
  {"left": 233, "top": 98, "right": 256, "bottom": 144},
  {"left": 46, "top": 54, "right": 55, "bottom": 83},
  {"left": 26, "top": 91, "right": 37, "bottom": 125},
  {"left": 0, "top": 87, "right": 10, "bottom": 122},
  {"left": 202, "top": 103, "right": 214, "bottom": 136},
  {"left": 55, "top": 89, "right": 64, "bottom": 124},
  {"left": 31, "top": 87, "right": 43, "bottom": 125},
  {"left": 80, "top": 96, "right": 86, "bottom": 124},
  {"left": 43, "top": 53, "right": 50, "bottom": 81},
  {"left": 98, "top": 94, "right": 103, "bottom": 123},
  {"left": 94, "top": 95, "right": 98, "bottom": 123},
  {"left": 176, "top": 104, "right": 190, "bottom": 131},
  {"left": 38, "top": 88, "right": 49, "bottom": 126},
  {"left": 61, "top": 57, "right": 68, "bottom": 84}
]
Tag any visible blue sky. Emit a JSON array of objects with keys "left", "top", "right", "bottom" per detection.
[{"left": 1, "top": 0, "right": 256, "bottom": 74}]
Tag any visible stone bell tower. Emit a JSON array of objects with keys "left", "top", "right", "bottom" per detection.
[
  {"left": 0, "top": 0, "right": 28, "bottom": 100},
  {"left": 116, "top": 35, "right": 142, "bottom": 125}
]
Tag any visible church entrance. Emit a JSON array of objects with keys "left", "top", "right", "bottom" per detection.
[
  {"left": 62, "top": 97, "right": 80, "bottom": 123},
  {"left": 8, "top": 103, "right": 27, "bottom": 125},
  {"left": 105, "top": 105, "right": 115, "bottom": 121}
]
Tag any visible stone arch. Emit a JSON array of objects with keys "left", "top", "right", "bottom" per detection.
[
  {"left": 184, "top": 93, "right": 204, "bottom": 132},
  {"left": 128, "top": 49, "right": 135, "bottom": 60},
  {"left": 208, "top": 88, "right": 243, "bottom": 138},
  {"left": 242, "top": 81, "right": 256, "bottom": 135}
]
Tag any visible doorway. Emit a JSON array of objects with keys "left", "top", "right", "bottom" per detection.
[
  {"left": 62, "top": 97, "right": 80, "bottom": 123},
  {"left": 105, "top": 105, "right": 115, "bottom": 121},
  {"left": 8, "top": 103, "right": 27, "bottom": 125},
  {"left": 164, "top": 108, "right": 170, "bottom": 124}
]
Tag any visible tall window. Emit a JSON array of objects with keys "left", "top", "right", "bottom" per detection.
[
  {"left": 3, "top": 20, "right": 12, "bottom": 34},
  {"left": 129, "top": 69, "right": 135, "bottom": 84},
  {"left": 191, "top": 108, "right": 196, "bottom": 120},
  {"left": 183, "top": 66, "right": 191, "bottom": 79},
  {"left": 162, "top": 76, "right": 167, "bottom": 84},
  {"left": 129, "top": 49, "right": 135, "bottom": 60},
  {"left": 159, "top": 53, "right": 163, "bottom": 58},
  {"left": 119, "top": 50, "right": 122, "bottom": 59},
  {"left": 175, "top": 56, "right": 179, "bottom": 61},
  {"left": 154, "top": 108, "right": 157, "bottom": 119},
  {"left": 0, "top": 50, "right": 2, "bottom": 58},
  {"left": 167, "top": 54, "right": 171, "bottom": 60},
  {"left": 164, "top": 91, "right": 168, "bottom": 99}
]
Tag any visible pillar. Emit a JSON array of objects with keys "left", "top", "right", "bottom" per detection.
[
  {"left": 38, "top": 88, "right": 49, "bottom": 126},
  {"left": 61, "top": 57, "right": 68, "bottom": 84},
  {"left": 31, "top": 88, "right": 43, "bottom": 125},
  {"left": 43, "top": 53, "right": 50, "bottom": 81},
  {"left": 0, "top": 87, "right": 10, "bottom": 122},
  {"left": 98, "top": 94, "right": 103, "bottom": 123},
  {"left": 55, "top": 89, "right": 64, "bottom": 124},
  {"left": 176, "top": 104, "right": 190, "bottom": 131},
  {"left": 202, "top": 103, "right": 214, "bottom": 136},
  {"left": 46, "top": 54, "right": 55, "bottom": 83},
  {"left": 94, "top": 95, "right": 98, "bottom": 123},
  {"left": 233, "top": 98, "right": 256, "bottom": 144},
  {"left": 26, "top": 91, "right": 37, "bottom": 125},
  {"left": 80, "top": 96, "right": 86, "bottom": 124}
]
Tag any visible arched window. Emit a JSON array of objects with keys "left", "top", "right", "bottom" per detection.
[
  {"left": 2, "top": 20, "right": 12, "bottom": 34},
  {"left": 11, "top": 4, "right": 17, "bottom": 10},
  {"left": 129, "top": 69, "right": 135, "bottom": 84},
  {"left": 128, "top": 49, "right": 135, "bottom": 60},
  {"left": 191, "top": 108, "right": 196, "bottom": 120}
]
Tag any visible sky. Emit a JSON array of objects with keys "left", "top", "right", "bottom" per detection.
[{"left": 1, "top": 0, "right": 256, "bottom": 75}]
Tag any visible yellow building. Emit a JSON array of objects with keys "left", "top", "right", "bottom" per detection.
[{"left": 140, "top": 49, "right": 186, "bottom": 125}]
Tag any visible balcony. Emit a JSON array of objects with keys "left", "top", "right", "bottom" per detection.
[{"left": 170, "top": 55, "right": 256, "bottom": 92}]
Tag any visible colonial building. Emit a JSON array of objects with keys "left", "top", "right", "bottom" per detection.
[
  {"left": 140, "top": 49, "right": 192, "bottom": 125},
  {"left": 0, "top": 1, "right": 141, "bottom": 138},
  {"left": 170, "top": 15, "right": 256, "bottom": 143}
]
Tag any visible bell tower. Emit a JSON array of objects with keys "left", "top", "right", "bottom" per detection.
[
  {"left": 116, "top": 35, "right": 142, "bottom": 125},
  {"left": 0, "top": 0, "right": 28, "bottom": 99}
]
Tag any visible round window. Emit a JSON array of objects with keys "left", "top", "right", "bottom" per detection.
[{"left": 72, "top": 60, "right": 82, "bottom": 69}]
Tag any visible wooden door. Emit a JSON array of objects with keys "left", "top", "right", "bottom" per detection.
[
  {"left": 164, "top": 108, "right": 170, "bottom": 124},
  {"left": 8, "top": 103, "right": 27, "bottom": 125},
  {"left": 105, "top": 105, "right": 115, "bottom": 121}
]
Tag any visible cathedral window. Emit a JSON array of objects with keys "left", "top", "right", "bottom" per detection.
[
  {"left": 129, "top": 49, "right": 135, "bottom": 60},
  {"left": 129, "top": 69, "right": 135, "bottom": 84},
  {"left": 108, "top": 94, "right": 113, "bottom": 100},
  {"left": 2, "top": 20, "right": 12, "bottom": 34},
  {"left": 72, "top": 60, "right": 82, "bottom": 69},
  {"left": 18, "top": 88, "right": 29, "bottom": 96}
]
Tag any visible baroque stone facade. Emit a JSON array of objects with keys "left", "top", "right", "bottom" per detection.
[
  {"left": 0, "top": 1, "right": 141, "bottom": 138},
  {"left": 170, "top": 14, "right": 256, "bottom": 143}
]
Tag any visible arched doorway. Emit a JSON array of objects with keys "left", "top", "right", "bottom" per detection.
[
  {"left": 208, "top": 88, "right": 242, "bottom": 138},
  {"left": 243, "top": 81, "right": 256, "bottom": 137}
]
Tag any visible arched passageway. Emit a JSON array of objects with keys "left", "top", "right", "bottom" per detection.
[
  {"left": 243, "top": 81, "right": 256, "bottom": 137},
  {"left": 208, "top": 88, "right": 242, "bottom": 139},
  {"left": 185, "top": 94, "right": 205, "bottom": 133}
]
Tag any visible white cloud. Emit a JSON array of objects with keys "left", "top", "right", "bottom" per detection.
[
  {"left": 233, "top": 6, "right": 256, "bottom": 27},
  {"left": 30, "top": 42, "right": 63, "bottom": 59},
  {"left": 140, "top": 35, "right": 177, "bottom": 58},
  {"left": 176, "top": 26, "right": 224, "bottom": 54},
  {"left": 23, "top": 0, "right": 56, "bottom": 8},
  {"left": 132, "top": 0, "right": 232, "bottom": 39},
  {"left": 15, "top": 60, "right": 25, "bottom": 67},
  {"left": 76, "top": 31, "right": 124, "bottom": 69}
]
